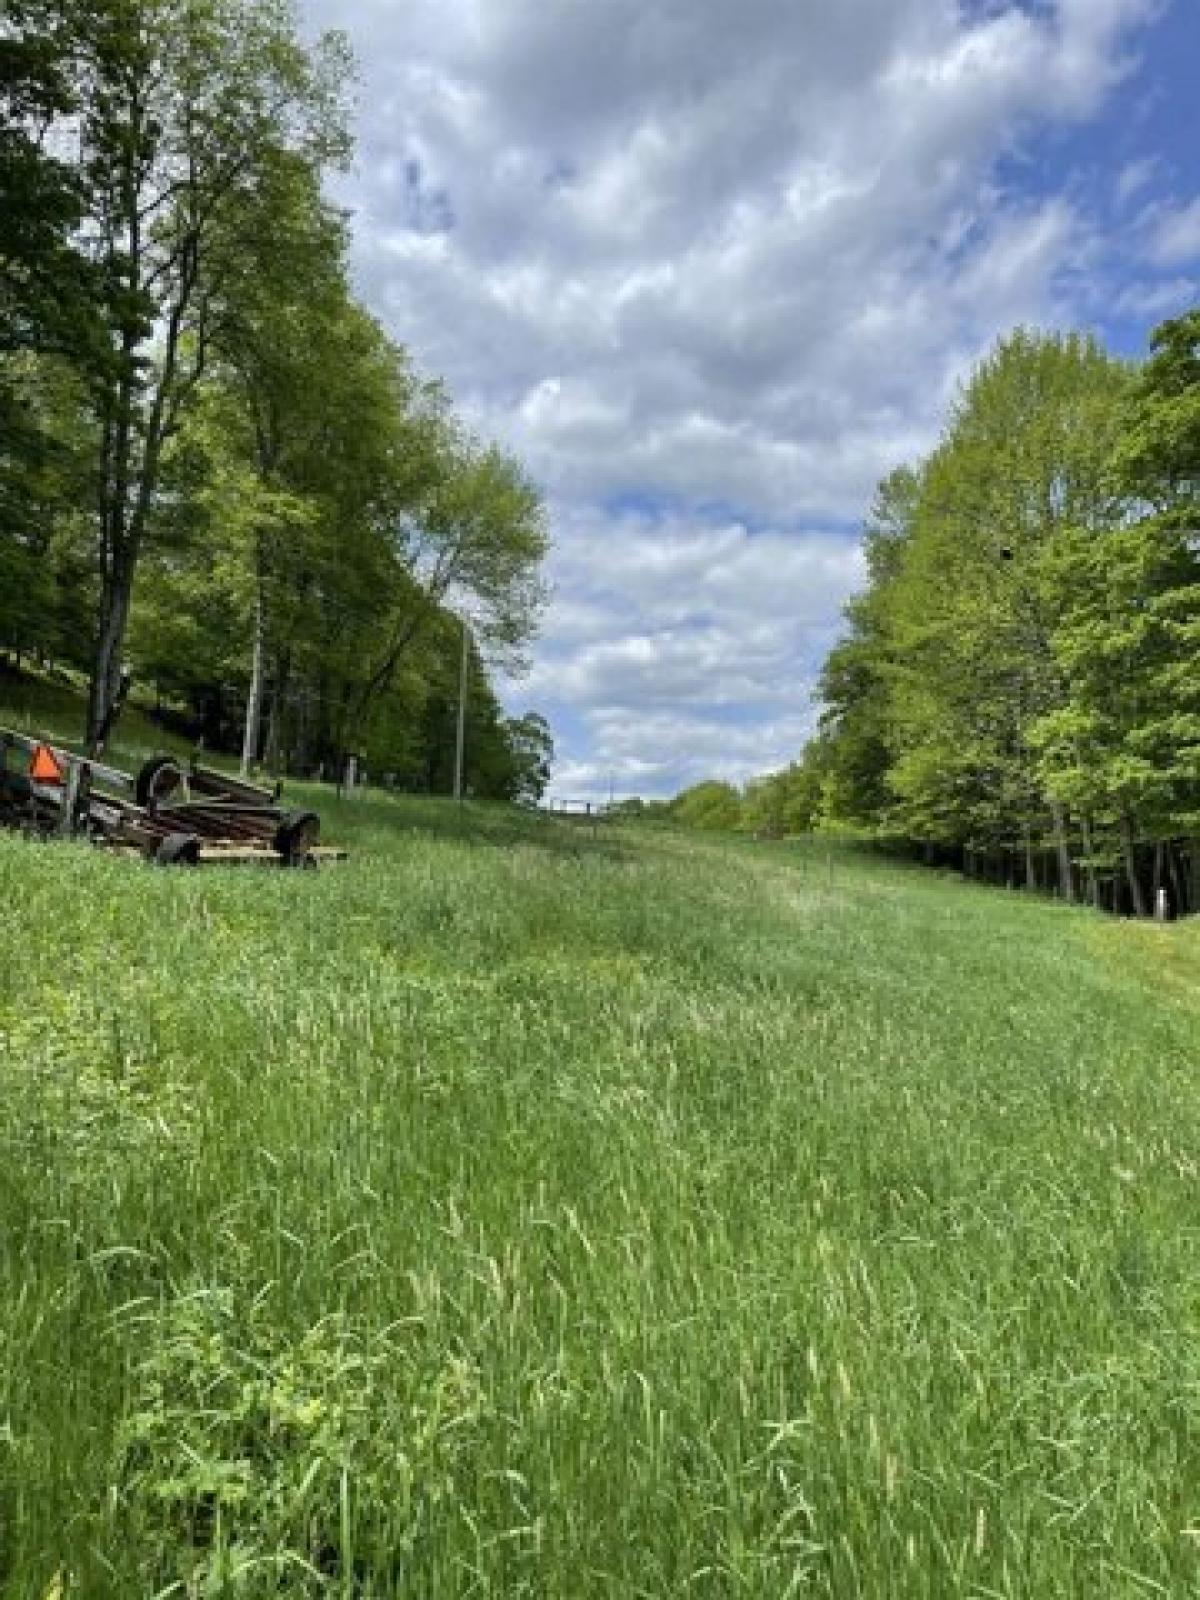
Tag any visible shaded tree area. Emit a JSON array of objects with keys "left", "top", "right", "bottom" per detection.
[
  {"left": 812, "top": 319, "right": 1200, "bottom": 916},
  {"left": 0, "top": 0, "right": 551, "bottom": 801},
  {"left": 0, "top": 0, "right": 110, "bottom": 658}
]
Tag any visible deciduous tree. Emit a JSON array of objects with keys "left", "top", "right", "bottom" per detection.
[{"left": 73, "top": 0, "right": 351, "bottom": 748}]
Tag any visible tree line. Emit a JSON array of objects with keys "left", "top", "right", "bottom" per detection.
[
  {"left": 651, "top": 315, "right": 1200, "bottom": 916},
  {"left": 1, "top": 0, "right": 552, "bottom": 802},
  {"left": 613, "top": 770, "right": 825, "bottom": 838}
]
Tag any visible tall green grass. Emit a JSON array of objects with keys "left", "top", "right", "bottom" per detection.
[{"left": 1, "top": 789, "right": 1199, "bottom": 1596}]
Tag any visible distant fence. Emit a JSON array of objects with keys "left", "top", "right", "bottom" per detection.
[{"left": 541, "top": 798, "right": 613, "bottom": 822}]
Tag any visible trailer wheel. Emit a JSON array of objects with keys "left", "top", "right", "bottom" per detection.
[
  {"left": 155, "top": 832, "right": 200, "bottom": 867},
  {"left": 136, "top": 755, "right": 184, "bottom": 809},
  {"left": 274, "top": 809, "right": 320, "bottom": 864}
]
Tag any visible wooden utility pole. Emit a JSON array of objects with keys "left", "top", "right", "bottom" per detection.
[{"left": 454, "top": 615, "right": 469, "bottom": 802}]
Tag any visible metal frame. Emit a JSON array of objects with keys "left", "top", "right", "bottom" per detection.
[{"left": 0, "top": 728, "right": 341, "bottom": 868}]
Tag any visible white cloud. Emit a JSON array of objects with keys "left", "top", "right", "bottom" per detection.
[
  {"left": 504, "top": 507, "right": 869, "bottom": 797},
  {"left": 1115, "top": 155, "right": 1159, "bottom": 207},
  {"left": 1112, "top": 275, "right": 1198, "bottom": 319},
  {"left": 1145, "top": 197, "right": 1200, "bottom": 268},
  {"left": 553, "top": 711, "right": 823, "bottom": 801},
  {"left": 297, "top": 0, "right": 1160, "bottom": 798}
]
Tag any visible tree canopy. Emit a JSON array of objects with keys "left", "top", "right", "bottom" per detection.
[
  {"left": 811, "top": 319, "right": 1199, "bottom": 914},
  {"left": 1, "top": 0, "right": 551, "bottom": 801},
  {"left": 660, "top": 315, "right": 1200, "bottom": 918}
]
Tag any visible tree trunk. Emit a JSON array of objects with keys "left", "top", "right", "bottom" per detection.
[
  {"left": 1119, "top": 809, "right": 1147, "bottom": 918},
  {"left": 264, "top": 685, "right": 282, "bottom": 777},
  {"left": 87, "top": 349, "right": 138, "bottom": 752},
  {"left": 1166, "top": 843, "right": 1185, "bottom": 919},
  {"left": 1050, "top": 802, "right": 1074, "bottom": 904},
  {"left": 240, "top": 572, "right": 267, "bottom": 777},
  {"left": 86, "top": 139, "right": 200, "bottom": 755},
  {"left": 1024, "top": 828, "right": 1036, "bottom": 891},
  {"left": 200, "top": 685, "right": 224, "bottom": 749},
  {"left": 1189, "top": 839, "right": 1200, "bottom": 918},
  {"left": 1079, "top": 814, "right": 1099, "bottom": 908},
  {"left": 294, "top": 685, "right": 311, "bottom": 775},
  {"left": 265, "top": 652, "right": 291, "bottom": 777},
  {"left": 86, "top": 550, "right": 136, "bottom": 752}
]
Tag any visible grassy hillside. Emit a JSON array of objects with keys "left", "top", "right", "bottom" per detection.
[
  {"left": 1, "top": 786, "right": 1199, "bottom": 1596},
  {"left": 0, "top": 667, "right": 205, "bottom": 771}
]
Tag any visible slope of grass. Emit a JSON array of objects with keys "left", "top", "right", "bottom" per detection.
[
  {"left": 0, "top": 666, "right": 202, "bottom": 773},
  {"left": 1, "top": 790, "right": 1199, "bottom": 1597}
]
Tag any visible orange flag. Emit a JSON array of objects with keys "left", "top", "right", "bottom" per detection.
[{"left": 29, "top": 745, "right": 65, "bottom": 784}]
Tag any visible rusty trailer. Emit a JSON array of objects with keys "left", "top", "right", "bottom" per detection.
[{"left": 0, "top": 731, "right": 344, "bottom": 868}]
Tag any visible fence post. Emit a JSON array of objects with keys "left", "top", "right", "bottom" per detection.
[{"left": 58, "top": 761, "right": 82, "bottom": 838}]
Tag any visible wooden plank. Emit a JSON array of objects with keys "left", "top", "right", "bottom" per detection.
[
  {"left": 194, "top": 843, "right": 347, "bottom": 868},
  {"left": 188, "top": 762, "right": 279, "bottom": 805},
  {"left": 158, "top": 799, "right": 282, "bottom": 817},
  {"left": 196, "top": 845, "right": 284, "bottom": 867}
]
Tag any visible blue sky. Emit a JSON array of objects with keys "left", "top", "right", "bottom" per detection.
[{"left": 298, "top": 0, "right": 1199, "bottom": 801}]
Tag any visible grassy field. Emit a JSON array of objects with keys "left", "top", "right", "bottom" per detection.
[
  {"left": 0, "top": 668, "right": 203, "bottom": 770},
  {"left": 2, "top": 774, "right": 1200, "bottom": 1596}
]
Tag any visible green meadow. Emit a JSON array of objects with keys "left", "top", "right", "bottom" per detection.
[{"left": 2, "top": 788, "right": 1199, "bottom": 1597}]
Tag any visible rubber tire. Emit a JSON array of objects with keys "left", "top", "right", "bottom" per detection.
[
  {"left": 273, "top": 809, "right": 320, "bottom": 863},
  {"left": 155, "top": 832, "right": 200, "bottom": 867},
  {"left": 136, "top": 755, "right": 184, "bottom": 809}
]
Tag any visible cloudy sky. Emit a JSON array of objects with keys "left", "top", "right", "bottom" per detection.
[{"left": 298, "top": 0, "right": 1199, "bottom": 801}]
